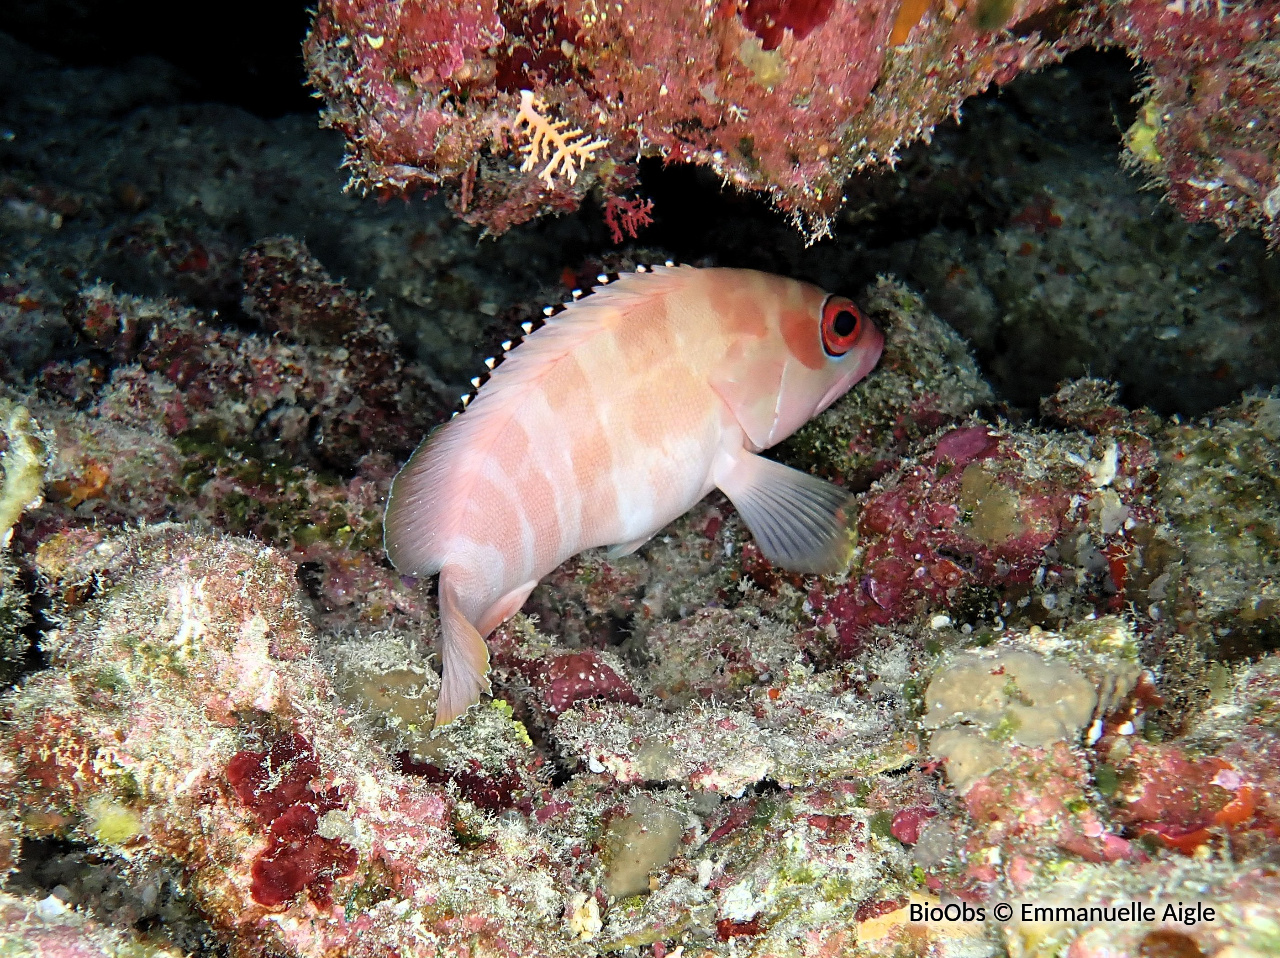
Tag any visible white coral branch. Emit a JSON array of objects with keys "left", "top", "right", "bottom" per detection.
[{"left": 514, "top": 90, "right": 609, "bottom": 188}]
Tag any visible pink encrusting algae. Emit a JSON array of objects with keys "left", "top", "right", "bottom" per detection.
[
  {"left": 384, "top": 265, "right": 883, "bottom": 725},
  {"left": 303, "top": 0, "right": 1280, "bottom": 248},
  {"left": 303, "top": 0, "right": 1101, "bottom": 238}
]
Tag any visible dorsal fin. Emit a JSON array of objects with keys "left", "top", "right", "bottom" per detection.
[
  {"left": 468, "top": 264, "right": 689, "bottom": 407},
  {"left": 384, "top": 264, "right": 696, "bottom": 575},
  {"left": 446, "top": 262, "right": 675, "bottom": 417}
]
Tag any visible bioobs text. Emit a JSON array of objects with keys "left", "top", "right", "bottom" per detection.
[{"left": 909, "top": 901, "right": 986, "bottom": 922}]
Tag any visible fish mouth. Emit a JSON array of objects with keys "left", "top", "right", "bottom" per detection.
[{"left": 816, "top": 326, "right": 885, "bottom": 413}]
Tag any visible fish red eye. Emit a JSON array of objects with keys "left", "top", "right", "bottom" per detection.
[{"left": 820, "top": 296, "right": 864, "bottom": 357}]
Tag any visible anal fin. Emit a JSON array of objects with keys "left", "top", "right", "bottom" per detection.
[
  {"left": 713, "top": 448, "right": 855, "bottom": 576},
  {"left": 435, "top": 574, "right": 493, "bottom": 729}
]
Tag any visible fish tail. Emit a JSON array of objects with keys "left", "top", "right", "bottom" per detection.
[{"left": 434, "top": 569, "right": 492, "bottom": 729}]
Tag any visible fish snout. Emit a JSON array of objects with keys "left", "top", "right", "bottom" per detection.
[{"left": 816, "top": 322, "right": 884, "bottom": 414}]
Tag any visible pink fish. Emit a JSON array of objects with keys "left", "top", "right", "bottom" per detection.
[{"left": 384, "top": 265, "right": 884, "bottom": 726}]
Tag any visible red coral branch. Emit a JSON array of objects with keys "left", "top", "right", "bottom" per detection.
[{"left": 603, "top": 195, "right": 655, "bottom": 244}]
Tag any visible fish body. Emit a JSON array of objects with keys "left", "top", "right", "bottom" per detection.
[{"left": 384, "top": 265, "right": 883, "bottom": 726}]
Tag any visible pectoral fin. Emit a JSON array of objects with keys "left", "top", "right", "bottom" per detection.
[
  {"left": 713, "top": 449, "right": 856, "bottom": 575},
  {"left": 476, "top": 580, "right": 538, "bottom": 636}
]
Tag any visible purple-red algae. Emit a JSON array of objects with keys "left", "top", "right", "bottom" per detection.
[
  {"left": 27, "top": 255, "right": 444, "bottom": 627},
  {"left": 888, "top": 806, "right": 937, "bottom": 845},
  {"left": 540, "top": 650, "right": 643, "bottom": 715},
  {"left": 961, "top": 742, "right": 1143, "bottom": 877},
  {"left": 226, "top": 733, "right": 358, "bottom": 908},
  {"left": 806, "top": 420, "right": 1162, "bottom": 658},
  {"left": 0, "top": 526, "right": 565, "bottom": 956},
  {"left": 740, "top": 0, "right": 839, "bottom": 50},
  {"left": 396, "top": 751, "right": 533, "bottom": 814},
  {"left": 299, "top": 0, "right": 1280, "bottom": 248}
]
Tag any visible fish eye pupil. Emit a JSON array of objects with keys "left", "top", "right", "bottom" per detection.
[{"left": 833, "top": 310, "right": 857, "bottom": 337}]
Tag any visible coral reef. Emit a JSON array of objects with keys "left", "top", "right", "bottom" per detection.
[
  {"left": 0, "top": 398, "right": 50, "bottom": 544},
  {"left": 25, "top": 245, "right": 444, "bottom": 624},
  {"left": 302, "top": 0, "right": 1105, "bottom": 238},
  {"left": 302, "top": 0, "right": 1280, "bottom": 250},
  {"left": 922, "top": 621, "right": 1142, "bottom": 792},
  {"left": 1157, "top": 391, "right": 1280, "bottom": 649},
  {"left": 1115, "top": 0, "right": 1280, "bottom": 248},
  {"left": 1005, "top": 860, "right": 1280, "bottom": 958},
  {"left": 59, "top": 237, "right": 441, "bottom": 474},
  {"left": 0, "top": 551, "right": 31, "bottom": 687},
  {"left": 5, "top": 242, "right": 1280, "bottom": 956},
  {"left": 2, "top": 527, "right": 576, "bottom": 957},
  {"left": 0, "top": 398, "right": 47, "bottom": 684},
  {"left": 4, "top": 24, "right": 1280, "bottom": 958},
  {"left": 804, "top": 410, "right": 1172, "bottom": 662},
  {"left": 0, "top": 889, "right": 186, "bottom": 958},
  {"left": 0, "top": 28, "right": 588, "bottom": 387}
]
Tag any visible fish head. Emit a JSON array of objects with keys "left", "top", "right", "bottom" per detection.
[
  {"left": 806, "top": 292, "right": 885, "bottom": 413},
  {"left": 762, "top": 285, "right": 883, "bottom": 446},
  {"left": 708, "top": 270, "right": 883, "bottom": 450}
]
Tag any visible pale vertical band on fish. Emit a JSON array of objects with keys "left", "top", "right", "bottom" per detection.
[{"left": 384, "top": 265, "right": 884, "bottom": 727}]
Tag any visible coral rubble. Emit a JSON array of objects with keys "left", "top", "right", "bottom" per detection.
[
  {"left": 1115, "top": 0, "right": 1280, "bottom": 248},
  {"left": 3, "top": 527, "right": 576, "bottom": 957},
  {"left": 0, "top": 888, "right": 186, "bottom": 958}
]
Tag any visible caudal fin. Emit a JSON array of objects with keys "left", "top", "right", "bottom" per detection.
[{"left": 435, "top": 575, "right": 492, "bottom": 728}]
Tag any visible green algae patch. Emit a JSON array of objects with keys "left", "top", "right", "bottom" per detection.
[
  {"left": 959, "top": 463, "right": 1026, "bottom": 545},
  {"left": 601, "top": 794, "right": 685, "bottom": 898},
  {"left": 488, "top": 698, "right": 532, "bottom": 747}
]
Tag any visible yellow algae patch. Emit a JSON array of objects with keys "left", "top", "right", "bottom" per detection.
[
  {"left": 88, "top": 798, "right": 143, "bottom": 846},
  {"left": 0, "top": 401, "right": 50, "bottom": 547},
  {"left": 920, "top": 633, "right": 1143, "bottom": 792},
  {"left": 1125, "top": 100, "right": 1164, "bottom": 165},
  {"left": 736, "top": 38, "right": 787, "bottom": 91}
]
